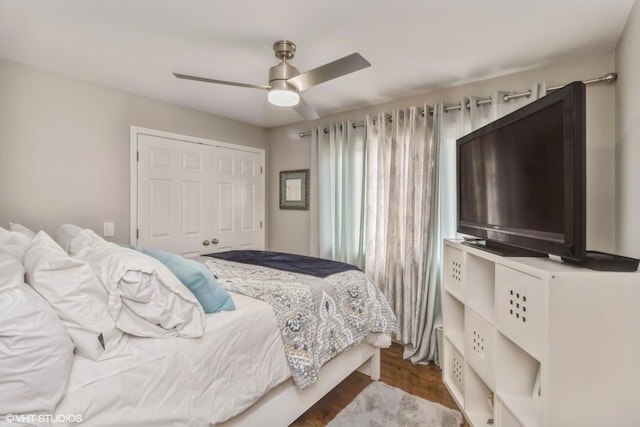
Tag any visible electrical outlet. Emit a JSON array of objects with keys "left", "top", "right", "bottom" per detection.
[{"left": 103, "top": 222, "right": 115, "bottom": 237}]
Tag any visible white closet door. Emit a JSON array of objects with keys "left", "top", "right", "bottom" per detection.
[
  {"left": 210, "top": 146, "right": 264, "bottom": 252},
  {"left": 137, "top": 134, "right": 210, "bottom": 256},
  {"left": 134, "top": 128, "right": 265, "bottom": 256}
]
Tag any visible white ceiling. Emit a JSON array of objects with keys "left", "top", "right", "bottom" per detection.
[{"left": 0, "top": 0, "right": 634, "bottom": 128}]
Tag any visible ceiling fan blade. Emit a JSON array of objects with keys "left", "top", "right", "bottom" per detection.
[
  {"left": 293, "top": 95, "right": 320, "bottom": 120},
  {"left": 287, "top": 53, "right": 370, "bottom": 92},
  {"left": 173, "top": 73, "right": 270, "bottom": 90}
]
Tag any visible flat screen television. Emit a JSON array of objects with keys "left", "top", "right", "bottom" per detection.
[{"left": 456, "top": 81, "right": 586, "bottom": 260}]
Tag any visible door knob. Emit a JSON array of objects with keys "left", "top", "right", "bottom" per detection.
[
  {"left": 211, "top": 238, "right": 219, "bottom": 245},
  {"left": 202, "top": 240, "right": 210, "bottom": 246}
]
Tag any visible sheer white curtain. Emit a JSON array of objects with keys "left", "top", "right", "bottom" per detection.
[
  {"left": 309, "top": 122, "right": 366, "bottom": 268},
  {"left": 365, "top": 107, "right": 440, "bottom": 363}
]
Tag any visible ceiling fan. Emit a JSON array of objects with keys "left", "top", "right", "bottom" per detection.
[{"left": 173, "top": 40, "right": 371, "bottom": 120}]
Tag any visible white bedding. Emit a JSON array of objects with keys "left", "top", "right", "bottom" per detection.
[{"left": 54, "top": 292, "right": 290, "bottom": 427}]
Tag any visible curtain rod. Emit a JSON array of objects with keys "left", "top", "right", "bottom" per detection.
[{"left": 298, "top": 72, "right": 617, "bottom": 138}]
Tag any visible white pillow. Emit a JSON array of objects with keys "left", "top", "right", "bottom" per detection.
[
  {"left": 0, "top": 250, "right": 25, "bottom": 292},
  {"left": 0, "top": 226, "right": 32, "bottom": 258},
  {"left": 9, "top": 222, "right": 37, "bottom": 239},
  {"left": 0, "top": 227, "right": 31, "bottom": 290},
  {"left": 69, "top": 229, "right": 205, "bottom": 338},
  {"left": 0, "top": 283, "right": 74, "bottom": 415},
  {"left": 23, "top": 231, "right": 129, "bottom": 360},
  {"left": 56, "top": 223, "right": 85, "bottom": 253}
]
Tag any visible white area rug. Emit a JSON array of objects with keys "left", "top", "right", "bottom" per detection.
[{"left": 328, "top": 381, "right": 463, "bottom": 427}]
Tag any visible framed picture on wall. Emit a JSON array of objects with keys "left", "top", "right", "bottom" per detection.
[{"left": 279, "top": 169, "right": 309, "bottom": 210}]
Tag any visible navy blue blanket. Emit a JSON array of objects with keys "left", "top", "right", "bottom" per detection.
[{"left": 204, "top": 250, "right": 360, "bottom": 278}]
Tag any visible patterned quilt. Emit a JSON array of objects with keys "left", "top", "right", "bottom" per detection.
[{"left": 198, "top": 256, "right": 398, "bottom": 389}]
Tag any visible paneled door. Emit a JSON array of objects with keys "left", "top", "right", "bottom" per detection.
[
  {"left": 134, "top": 128, "right": 265, "bottom": 257},
  {"left": 210, "top": 146, "right": 264, "bottom": 252},
  {"left": 137, "top": 134, "right": 210, "bottom": 256}
]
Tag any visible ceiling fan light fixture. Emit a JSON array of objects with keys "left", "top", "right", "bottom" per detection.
[{"left": 268, "top": 88, "right": 300, "bottom": 107}]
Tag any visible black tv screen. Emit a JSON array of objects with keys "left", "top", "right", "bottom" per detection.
[{"left": 456, "top": 81, "right": 586, "bottom": 260}]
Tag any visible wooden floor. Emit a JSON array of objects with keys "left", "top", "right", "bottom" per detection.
[{"left": 291, "top": 343, "right": 468, "bottom": 426}]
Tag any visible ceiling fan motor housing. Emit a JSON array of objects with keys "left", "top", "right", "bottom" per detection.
[{"left": 269, "top": 61, "right": 300, "bottom": 91}]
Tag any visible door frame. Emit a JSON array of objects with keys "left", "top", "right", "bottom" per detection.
[{"left": 129, "top": 126, "right": 265, "bottom": 246}]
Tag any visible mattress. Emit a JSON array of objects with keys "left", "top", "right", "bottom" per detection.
[{"left": 53, "top": 292, "right": 290, "bottom": 427}]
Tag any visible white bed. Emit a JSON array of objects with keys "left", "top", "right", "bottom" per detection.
[
  {"left": 56, "top": 300, "right": 380, "bottom": 427},
  {"left": 53, "top": 295, "right": 381, "bottom": 427},
  {"left": 0, "top": 230, "right": 395, "bottom": 427},
  {"left": 53, "top": 287, "right": 382, "bottom": 427},
  {"left": 54, "top": 292, "right": 291, "bottom": 426}
]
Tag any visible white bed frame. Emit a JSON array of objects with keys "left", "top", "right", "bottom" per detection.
[{"left": 220, "top": 342, "right": 380, "bottom": 427}]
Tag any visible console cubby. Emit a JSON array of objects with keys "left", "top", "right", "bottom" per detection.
[
  {"left": 465, "top": 252, "right": 496, "bottom": 323},
  {"left": 444, "top": 245, "right": 465, "bottom": 301},
  {"left": 464, "top": 307, "right": 495, "bottom": 389},
  {"left": 494, "top": 333, "right": 541, "bottom": 427},
  {"left": 441, "top": 239, "right": 640, "bottom": 427},
  {"left": 464, "top": 365, "right": 494, "bottom": 427},
  {"left": 443, "top": 291, "right": 465, "bottom": 353},
  {"left": 443, "top": 337, "right": 465, "bottom": 408},
  {"left": 495, "top": 265, "right": 545, "bottom": 359}
]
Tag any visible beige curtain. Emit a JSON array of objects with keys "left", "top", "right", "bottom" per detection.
[{"left": 365, "top": 106, "right": 437, "bottom": 349}]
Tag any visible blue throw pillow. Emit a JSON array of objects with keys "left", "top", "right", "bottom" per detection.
[{"left": 142, "top": 248, "right": 235, "bottom": 314}]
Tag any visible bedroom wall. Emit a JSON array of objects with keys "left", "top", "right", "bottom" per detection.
[
  {"left": 0, "top": 59, "right": 267, "bottom": 244},
  {"left": 266, "top": 53, "right": 617, "bottom": 256},
  {"left": 615, "top": 0, "right": 640, "bottom": 258}
]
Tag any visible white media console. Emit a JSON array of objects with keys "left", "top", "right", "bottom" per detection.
[{"left": 441, "top": 239, "right": 640, "bottom": 427}]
